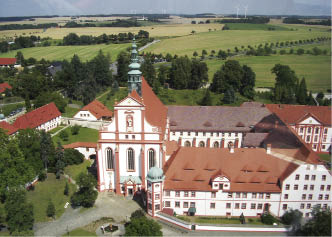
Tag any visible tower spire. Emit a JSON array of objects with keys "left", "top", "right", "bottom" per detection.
[{"left": 128, "top": 37, "right": 142, "bottom": 96}]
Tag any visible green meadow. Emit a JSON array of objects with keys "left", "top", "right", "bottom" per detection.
[
  {"left": 206, "top": 53, "right": 331, "bottom": 92},
  {"left": 146, "top": 25, "right": 329, "bottom": 56},
  {"left": 0, "top": 43, "right": 130, "bottom": 62}
]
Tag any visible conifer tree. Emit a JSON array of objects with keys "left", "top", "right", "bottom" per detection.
[{"left": 296, "top": 78, "right": 308, "bottom": 105}]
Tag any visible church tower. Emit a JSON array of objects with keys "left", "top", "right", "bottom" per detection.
[{"left": 128, "top": 38, "right": 142, "bottom": 96}]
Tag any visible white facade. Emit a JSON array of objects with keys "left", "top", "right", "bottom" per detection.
[
  {"left": 74, "top": 147, "right": 96, "bottom": 159},
  {"left": 74, "top": 111, "right": 98, "bottom": 121},
  {"left": 170, "top": 131, "right": 243, "bottom": 148},
  {"left": 97, "top": 97, "right": 164, "bottom": 195},
  {"left": 279, "top": 164, "right": 332, "bottom": 218},
  {"left": 292, "top": 115, "right": 331, "bottom": 153},
  {"left": 36, "top": 115, "right": 61, "bottom": 132},
  {"left": 163, "top": 190, "right": 280, "bottom": 217}
]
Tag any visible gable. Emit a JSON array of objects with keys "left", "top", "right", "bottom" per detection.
[
  {"left": 299, "top": 115, "right": 321, "bottom": 125},
  {"left": 117, "top": 97, "right": 143, "bottom": 107},
  {"left": 213, "top": 176, "right": 230, "bottom": 182}
]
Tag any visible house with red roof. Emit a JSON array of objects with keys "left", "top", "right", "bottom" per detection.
[
  {"left": 74, "top": 100, "right": 112, "bottom": 121},
  {"left": 13, "top": 102, "right": 61, "bottom": 132},
  {"left": 0, "top": 82, "right": 12, "bottom": 95},
  {"left": 0, "top": 58, "right": 18, "bottom": 67},
  {"left": 0, "top": 121, "right": 18, "bottom": 135},
  {"left": 266, "top": 104, "right": 332, "bottom": 153},
  {"left": 95, "top": 39, "right": 331, "bottom": 220}
]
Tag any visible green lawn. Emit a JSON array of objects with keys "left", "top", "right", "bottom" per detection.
[
  {"left": 0, "top": 43, "right": 130, "bottom": 62},
  {"left": 318, "top": 153, "right": 331, "bottom": 162},
  {"left": 224, "top": 23, "right": 290, "bottom": 31},
  {"left": 27, "top": 174, "right": 76, "bottom": 222},
  {"left": 52, "top": 127, "right": 99, "bottom": 146},
  {"left": 206, "top": 53, "right": 331, "bottom": 92},
  {"left": 64, "top": 160, "right": 92, "bottom": 181},
  {"left": 62, "top": 106, "right": 80, "bottom": 118},
  {"left": 49, "top": 125, "right": 65, "bottom": 134},
  {"left": 147, "top": 24, "right": 330, "bottom": 57},
  {"left": 64, "top": 228, "right": 97, "bottom": 236}
]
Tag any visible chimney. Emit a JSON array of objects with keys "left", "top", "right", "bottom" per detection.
[
  {"left": 229, "top": 144, "right": 234, "bottom": 153},
  {"left": 274, "top": 120, "right": 279, "bottom": 129},
  {"left": 266, "top": 144, "right": 271, "bottom": 154}
]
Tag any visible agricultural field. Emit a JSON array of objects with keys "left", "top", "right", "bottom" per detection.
[
  {"left": 0, "top": 23, "right": 222, "bottom": 39},
  {"left": 223, "top": 23, "right": 290, "bottom": 31},
  {"left": 206, "top": 53, "right": 331, "bottom": 92},
  {"left": 146, "top": 24, "right": 329, "bottom": 56},
  {"left": 0, "top": 43, "right": 130, "bottom": 61}
]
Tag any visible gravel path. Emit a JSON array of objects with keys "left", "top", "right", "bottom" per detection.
[{"left": 34, "top": 193, "right": 140, "bottom": 236}]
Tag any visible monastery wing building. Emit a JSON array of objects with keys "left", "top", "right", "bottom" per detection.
[{"left": 97, "top": 40, "right": 331, "bottom": 218}]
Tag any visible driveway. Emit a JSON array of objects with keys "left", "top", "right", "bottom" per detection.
[{"left": 34, "top": 192, "right": 140, "bottom": 236}]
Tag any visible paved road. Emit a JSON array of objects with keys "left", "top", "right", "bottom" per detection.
[{"left": 34, "top": 193, "right": 140, "bottom": 236}]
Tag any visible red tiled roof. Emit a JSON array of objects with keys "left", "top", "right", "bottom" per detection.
[
  {"left": 141, "top": 77, "right": 167, "bottom": 134},
  {"left": 79, "top": 100, "right": 113, "bottom": 120},
  {"left": 165, "top": 140, "right": 179, "bottom": 156},
  {"left": 0, "top": 82, "right": 12, "bottom": 93},
  {"left": 63, "top": 142, "right": 97, "bottom": 149},
  {"left": 266, "top": 104, "right": 331, "bottom": 126},
  {"left": 163, "top": 147, "right": 299, "bottom": 193},
  {"left": 0, "top": 121, "right": 18, "bottom": 135},
  {"left": 0, "top": 58, "right": 16, "bottom": 66},
  {"left": 13, "top": 103, "right": 61, "bottom": 130}
]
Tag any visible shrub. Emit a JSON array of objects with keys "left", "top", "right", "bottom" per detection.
[
  {"left": 59, "top": 130, "right": 69, "bottom": 141},
  {"left": 64, "top": 149, "right": 84, "bottom": 165},
  {"left": 38, "top": 171, "right": 47, "bottom": 181},
  {"left": 46, "top": 200, "right": 55, "bottom": 218},
  {"left": 70, "top": 125, "right": 80, "bottom": 135},
  {"left": 261, "top": 212, "right": 278, "bottom": 225},
  {"left": 71, "top": 173, "right": 97, "bottom": 208},
  {"left": 130, "top": 209, "right": 145, "bottom": 220},
  {"left": 64, "top": 182, "right": 69, "bottom": 196}
]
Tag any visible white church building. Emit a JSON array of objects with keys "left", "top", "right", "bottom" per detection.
[{"left": 96, "top": 40, "right": 331, "bottom": 218}]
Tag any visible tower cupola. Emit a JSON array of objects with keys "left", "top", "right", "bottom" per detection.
[{"left": 128, "top": 37, "right": 142, "bottom": 96}]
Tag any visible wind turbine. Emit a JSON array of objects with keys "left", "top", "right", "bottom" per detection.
[
  {"left": 244, "top": 5, "right": 248, "bottom": 19},
  {"left": 235, "top": 6, "right": 240, "bottom": 19}
]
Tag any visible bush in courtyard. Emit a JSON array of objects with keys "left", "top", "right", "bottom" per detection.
[
  {"left": 70, "top": 125, "right": 80, "bottom": 135},
  {"left": 64, "top": 149, "right": 84, "bottom": 165},
  {"left": 261, "top": 212, "right": 278, "bottom": 225},
  {"left": 71, "top": 173, "right": 97, "bottom": 208},
  {"left": 59, "top": 130, "right": 69, "bottom": 141},
  {"left": 46, "top": 200, "right": 55, "bottom": 218}
]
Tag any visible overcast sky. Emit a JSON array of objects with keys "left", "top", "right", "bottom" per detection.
[{"left": 0, "top": 0, "right": 331, "bottom": 17}]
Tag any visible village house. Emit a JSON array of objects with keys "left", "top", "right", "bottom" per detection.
[
  {"left": 74, "top": 100, "right": 113, "bottom": 121},
  {"left": 13, "top": 102, "right": 61, "bottom": 132}
]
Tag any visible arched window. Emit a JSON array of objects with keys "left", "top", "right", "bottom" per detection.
[
  {"left": 184, "top": 141, "right": 191, "bottom": 147},
  {"left": 213, "top": 142, "right": 219, "bottom": 148},
  {"left": 199, "top": 141, "right": 205, "bottom": 147},
  {"left": 127, "top": 148, "right": 135, "bottom": 171},
  {"left": 106, "top": 148, "right": 114, "bottom": 170},
  {"left": 148, "top": 149, "right": 155, "bottom": 169}
]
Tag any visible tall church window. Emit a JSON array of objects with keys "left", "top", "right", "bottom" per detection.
[
  {"left": 199, "top": 141, "right": 205, "bottom": 147},
  {"left": 106, "top": 148, "right": 114, "bottom": 170},
  {"left": 127, "top": 148, "right": 135, "bottom": 171},
  {"left": 148, "top": 149, "right": 155, "bottom": 169},
  {"left": 213, "top": 142, "right": 219, "bottom": 148},
  {"left": 184, "top": 141, "right": 191, "bottom": 147}
]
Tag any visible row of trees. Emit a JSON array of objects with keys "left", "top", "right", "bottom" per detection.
[
  {"left": 62, "top": 30, "right": 150, "bottom": 46},
  {"left": 0, "top": 23, "right": 57, "bottom": 31},
  {"left": 283, "top": 17, "right": 331, "bottom": 26},
  {"left": 64, "top": 19, "right": 141, "bottom": 28},
  {"left": 216, "top": 16, "right": 270, "bottom": 24}
]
